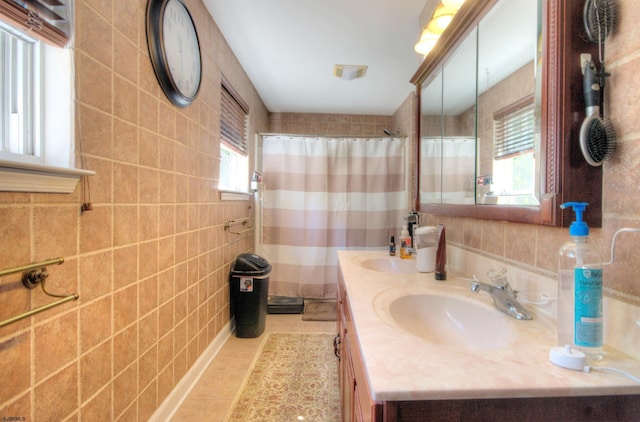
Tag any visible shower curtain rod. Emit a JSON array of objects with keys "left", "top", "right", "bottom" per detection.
[{"left": 258, "top": 132, "right": 408, "bottom": 139}]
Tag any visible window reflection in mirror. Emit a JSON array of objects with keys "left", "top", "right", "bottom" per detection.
[{"left": 476, "top": 0, "right": 540, "bottom": 206}]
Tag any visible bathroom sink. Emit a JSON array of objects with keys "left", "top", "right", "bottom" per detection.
[
  {"left": 374, "top": 290, "right": 515, "bottom": 351},
  {"left": 359, "top": 257, "right": 417, "bottom": 274}
]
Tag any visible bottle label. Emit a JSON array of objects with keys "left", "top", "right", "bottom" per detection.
[{"left": 574, "top": 268, "right": 603, "bottom": 347}]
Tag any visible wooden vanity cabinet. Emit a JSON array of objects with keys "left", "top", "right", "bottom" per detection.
[
  {"left": 336, "top": 268, "right": 640, "bottom": 422},
  {"left": 337, "top": 272, "right": 382, "bottom": 421}
]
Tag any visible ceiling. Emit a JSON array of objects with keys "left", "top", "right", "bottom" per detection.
[{"left": 203, "top": 0, "right": 428, "bottom": 115}]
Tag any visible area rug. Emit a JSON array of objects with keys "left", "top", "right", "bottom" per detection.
[
  {"left": 302, "top": 300, "right": 337, "bottom": 321},
  {"left": 226, "top": 333, "right": 341, "bottom": 421}
]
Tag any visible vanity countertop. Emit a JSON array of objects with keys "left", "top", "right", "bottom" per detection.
[{"left": 337, "top": 250, "right": 640, "bottom": 402}]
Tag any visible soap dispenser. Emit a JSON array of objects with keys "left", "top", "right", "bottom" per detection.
[
  {"left": 557, "top": 202, "right": 603, "bottom": 361},
  {"left": 399, "top": 225, "right": 412, "bottom": 259}
]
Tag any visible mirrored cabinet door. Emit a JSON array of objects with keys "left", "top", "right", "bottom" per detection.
[
  {"left": 442, "top": 27, "right": 476, "bottom": 205},
  {"left": 475, "top": 0, "right": 540, "bottom": 206},
  {"left": 412, "top": 0, "right": 602, "bottom": 227},
  {"left": 419, "top": 71, "right": 443, "bottom": 205}
]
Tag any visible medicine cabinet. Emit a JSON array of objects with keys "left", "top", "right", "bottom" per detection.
[{"left": 412, "top": 0, "right": 602, "bottom": 227}]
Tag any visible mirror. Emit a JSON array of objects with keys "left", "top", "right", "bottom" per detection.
[
  {"left": 420, "top": 29, "right": 477, "bottom": 205},
  {"left": 475, "top": 0, "right": 540, "bottom": 206},
  {"left": 412, "top": 0, "right": 603, "bottom": 227},
  {"left": 419, "top": 0, "right": 539, "bottom": 207}
]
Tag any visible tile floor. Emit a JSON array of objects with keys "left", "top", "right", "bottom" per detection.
[{"left": 171, "top": 314, "right": 338, "bottom": 421}]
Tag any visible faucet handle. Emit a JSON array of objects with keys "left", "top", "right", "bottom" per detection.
[{"left": 487, "top": 267, "right": 508, "bottom": 286}]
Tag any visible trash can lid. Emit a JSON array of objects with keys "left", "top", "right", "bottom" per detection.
[{"left": 231, "top": 253, "right": 272, "bottom": 276}]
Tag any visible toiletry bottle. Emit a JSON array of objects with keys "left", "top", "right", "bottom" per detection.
[
  {"left": 435, "top": 224, "right": 447, "bottom": 280},
  {"left": 558, "top": 202, "right": 603, "bottom": 361},
  {"left": 399, "top": 225, "right": 412, "bottom": 259},
  {"left": 389, "top": 236, "right": 396, "bottom": 256}
]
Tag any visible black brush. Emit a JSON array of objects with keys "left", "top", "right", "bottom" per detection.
[
  {"left": 579, "top": 58, "right": 616, "bottom": 166},
  {"left": 584, "top": 0, "right": 617, "bottom": 44}
]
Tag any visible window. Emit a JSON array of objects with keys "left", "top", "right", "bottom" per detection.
[
  {"left": 1, "top": 21, "right": 41, "bottom": 164},
  {"left": 493, "top": 95, "right": 535, "bottom": 160},
  {"left": 219, "top": 77, "right": 249, "bottom": 192},
  {"left": 0, "top": 0, "right": 92, "bottom": 193},
  {"left": 491, "top": 95, "right": 536, "bottom": 197}
]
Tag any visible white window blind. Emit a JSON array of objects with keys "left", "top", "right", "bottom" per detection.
[
  {"left": 220, "top": 77, "right": 249, "bottom": 155},
  {"left": 0, "top": 0, "right": 71, "bottom": 47},
  {"left": 493, "top": 95, "right": 535, "bottom": 160}
]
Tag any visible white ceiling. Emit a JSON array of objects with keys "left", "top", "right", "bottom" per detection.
[{"left": 203, "top": 0, "right": 427, "bottom": 115}]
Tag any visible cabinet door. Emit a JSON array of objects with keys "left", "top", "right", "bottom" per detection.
[{"left": 338, "top": 281, "right": 353, "bottom": 421}]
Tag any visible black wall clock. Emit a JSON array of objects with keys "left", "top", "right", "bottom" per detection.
[{"left": 146, "top": 0, "right": 202, "bottom": 108}]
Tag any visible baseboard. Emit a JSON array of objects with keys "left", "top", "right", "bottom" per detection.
[{"left": 149, "top": 319, "right": 234, "bottom": 421}]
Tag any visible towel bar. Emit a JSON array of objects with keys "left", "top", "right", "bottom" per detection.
[{"left": 0, "top": 258, "right": 79, "bottom": 328}]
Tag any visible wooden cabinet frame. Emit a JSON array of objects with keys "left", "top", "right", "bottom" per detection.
[{"left": 411, "top": 0, "right": 602, "bottom": 227}]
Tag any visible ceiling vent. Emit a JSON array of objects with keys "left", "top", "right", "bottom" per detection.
[{"left": 333, "top": 64, "right": 368, "bottom": 80}]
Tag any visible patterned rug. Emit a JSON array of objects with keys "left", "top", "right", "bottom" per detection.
[{"left": 226, "top": 333, "right": 341, "bottom": 421}]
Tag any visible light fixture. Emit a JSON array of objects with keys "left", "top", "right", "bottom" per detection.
[
  {"left": 442, "top": 0, "right": 466, "bottom": 10},
  {"left": 333, "top": 64, "right": 368, "bottom": 80},
  {"left": 414, "top": 0, "right": 464, "bottom": 56},
  {"left": 414, "top": 28, "right": 439, "bottom": 55},
  {"left": 426, "top": 4, "right": 457, "bottom": 34}
]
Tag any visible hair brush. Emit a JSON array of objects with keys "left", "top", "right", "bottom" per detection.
[{"left": 579, "top": 56, "right": 616, "bottom": 166}]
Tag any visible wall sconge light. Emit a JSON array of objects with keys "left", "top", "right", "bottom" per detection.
[
  {"left": 414, "top": 0, "right": 464, "bottom": 56},
  {"left": 414, "top": 28, "right": 439, "bottom": 55},
  {"left": 427, "top": 4, "right": 457, "bottom": 34},
  {"left": 442, "top": 0, "right": 466, "bottom": 10}
]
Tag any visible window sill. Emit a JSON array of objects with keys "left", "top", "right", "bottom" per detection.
[
  {"left": 220, "top": 190, "right": 252, "bottom": 201},
  {"left": 0, "top": 159, "right": 95, "bottom": 193}
]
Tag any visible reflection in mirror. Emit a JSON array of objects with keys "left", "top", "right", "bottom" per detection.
[
  {"left": 420, "top": 72, "right": 443, "bottom": 204},
  {"left": 419, "top": 0, "right": 540, "bottom": 207},
  {"left": 419, "top": 28, "right": 477, "bottom": 205},
  {"left": 476, "top": 0, "right": 540, "bottom": 205},
  {"left": 442, "top": 27, "right": 476, "bottom": 204}
]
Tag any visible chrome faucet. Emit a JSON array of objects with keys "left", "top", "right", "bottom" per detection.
[{"left": 470, "top": 269, "right": 532, "bottom": 320}]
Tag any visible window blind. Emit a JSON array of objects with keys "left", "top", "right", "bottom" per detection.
[
  {"left": 493, "top": 96, "right": 535, "bottom": 160},
  {"left": 0, "top": 0, "right": 70, "bottom": 47},
  {"left": 220, "top": 78, "right": 249, "bottom": 155}
]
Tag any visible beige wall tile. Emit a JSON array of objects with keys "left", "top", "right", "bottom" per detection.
[
  {"left": 80, "top": 341, "right": 112, "bottom": 400},
  {"left": 34, "top": 206, "right": 78, "bottom": 259},
  {"left": 113, "top": 119, "right": 139, "bottom": 164},
  {"left": 80, "top": 205, "right": 113, "bottom": 253},
  {"left": 0, "top": 333, "right": 31, "bottom": 404},
  {"left": 81, "top": 386, "right": 112, "bottom": 422},
  {"left": 113, "top": 285, "right": 138, "bottom": 333},
  {"left": 113, "top": 324, "right": 138, "bottom": 375},
  {"left": 80, "top": 296, "right": 112, "bottom": 352},
  {"left": 113, "top": 364, "right": 137, "bottom": 418},
  {"left": 34, "top": 364, "right": 77, "bottom": 421},
  {"left": 79, "top": 105, "right": 113, "bottom": 158}
]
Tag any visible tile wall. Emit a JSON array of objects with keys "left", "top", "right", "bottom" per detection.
[
  {"left": 268, "top": 112, "right": 393, "bottom": 137},
  {"left": 0, "top": 0, "right": 268, "bottom": 420}
]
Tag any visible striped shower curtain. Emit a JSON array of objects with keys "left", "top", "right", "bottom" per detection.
[
  {"left": 260, "top": 135, "right": 406, "bottom": 299},
  {"left": 420, "top": 137, "right": 476, "bottom": 204}
]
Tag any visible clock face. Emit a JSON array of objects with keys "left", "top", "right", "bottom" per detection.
[
  {"left": 162, "top": 0, "right": 201, "bottom": 99},
  {"left": 146, "top": 0, "right": 202, "bottom": 107}
]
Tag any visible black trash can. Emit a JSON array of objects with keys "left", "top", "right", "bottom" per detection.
[{"left": 229, "top": 253, "right": 272, "bottom": 338}]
